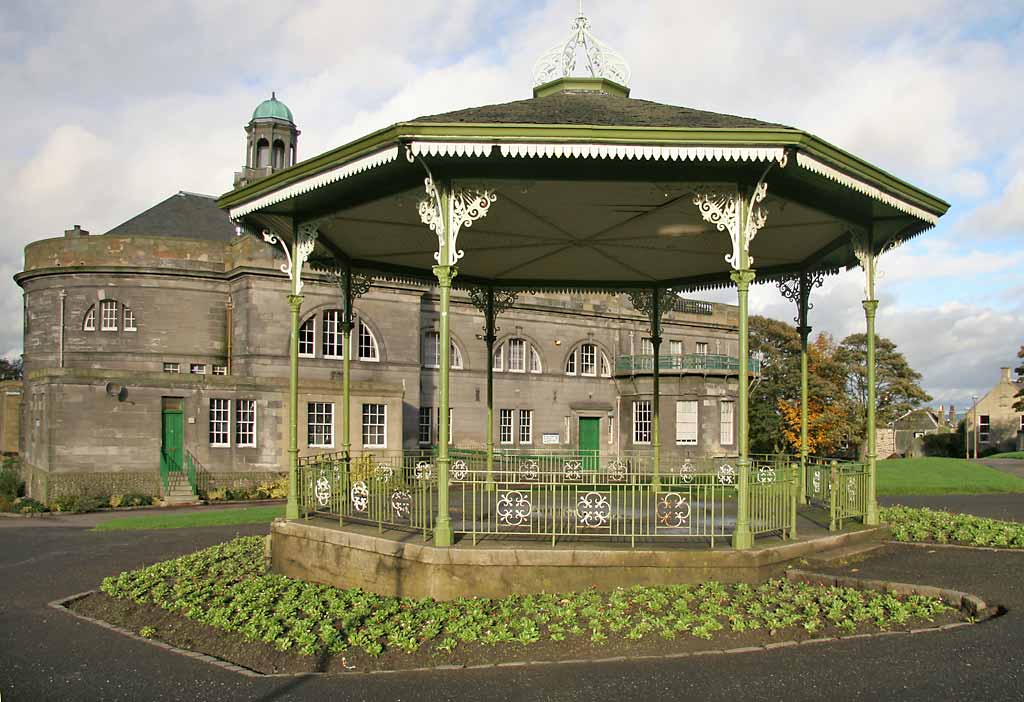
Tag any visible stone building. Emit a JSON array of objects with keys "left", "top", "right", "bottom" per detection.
[
  {"left": 965, "top": 367, "right": 1024, "bottom": 454},
  {"left": 15, "top": 96, "right": 744, "bottom": 502}
]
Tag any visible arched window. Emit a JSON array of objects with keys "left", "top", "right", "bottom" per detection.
[
  {"left": 507, "top": 338, "right": 526, "bottom": 372},
  {"left": 423, "top": 331, "right": 463, "bottom": 369},
  {"left": 272, "top": 140, "right": 285, "bottom": 169},
  {"left": 530, "top": 345, "right": 542, "bottom": 374},
  {"left": 298, "top": 317, "right": 315, "bottom": 357},
  {"left": 322, "top": 310, "right": 342, "bottom": 358},
  {"left": 357, "top": 320, "right": 379, "bottom": 361},
  {"left": 494, "top": 337, "right": 541, "bottom": 374},
  {"left": 83, "top": 305, "right": 96, "bottom": 331},
  {"left": 565, "top": 343, "right": 611, "bottom": 378},
  {"left": 256, "top": 138, "right": 270, "bottom": 168}
]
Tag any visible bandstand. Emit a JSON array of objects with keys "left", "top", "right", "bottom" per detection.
[{"left": 218, "top": 9, "right": 948, "bottom": 598}]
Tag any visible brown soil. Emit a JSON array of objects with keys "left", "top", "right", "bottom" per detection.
[{"left": 68, "top": 592, "right": 967, "bottom": 676}]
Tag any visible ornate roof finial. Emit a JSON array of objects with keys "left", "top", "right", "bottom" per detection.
[{"left": 532, "top": 2, "right": 631, "bottom": 88}]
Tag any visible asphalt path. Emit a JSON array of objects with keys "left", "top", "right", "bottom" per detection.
[{"left": 1, "top": 496, "right": 1023, "bottom": 702}]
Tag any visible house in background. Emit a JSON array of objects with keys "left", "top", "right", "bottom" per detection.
[
  {"left": 878, "top": 405, "right": 955, "bottom": 458},
  {"left": 965, "top": 367, "right": 1024, "bottom": 454}
]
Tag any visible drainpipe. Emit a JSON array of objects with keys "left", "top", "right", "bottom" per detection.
[
  {"left": 58, "top": 289, "right": 67, "bottom": 368},
  {"left": 225, "top": 296, "right": 234, "bottom": 374}
]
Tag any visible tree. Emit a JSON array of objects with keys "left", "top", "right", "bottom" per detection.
[
  {"left": 0, "top": 358, "right": 21, "bottom": 380},
  {"left": 775, "top": 333, "right": 852, "bottom": 456},
  {"left": 835, "top": 333, "right": 931, "bottom": 453},
  {"left": 1014, "top": 346, "right": 1024, "bottom": 413},
  {"left": 749, "top": 316, "right": 802, "bottom": 454}
]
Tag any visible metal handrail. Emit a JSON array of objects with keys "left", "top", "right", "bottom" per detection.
[{"left": 615, "top": 353, "right": 762, "bottom": 374}]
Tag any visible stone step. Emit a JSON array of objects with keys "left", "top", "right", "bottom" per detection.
[{"left": 805, "top": 541, "right": 886, "bottom": 567}]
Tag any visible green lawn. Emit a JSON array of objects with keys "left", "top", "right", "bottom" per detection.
[
  {"left": 877, "top": 457, "right": 1024, "bottom": 495},
  {"left": 987, "top": 451, "right": 1024, "bottom": 459},
  {"left": 93, "top": 505, "right": 284, "bottom": 531}
]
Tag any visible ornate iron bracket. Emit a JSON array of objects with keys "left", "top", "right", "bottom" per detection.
[
  {"left": 851, "top": 229, "right": 901, "bottom": 300},
  {"left": 627, "top": 287, "right": 677, "bottom": 341},
  {"left": 776, "top": 271, "right": 825, "bottom": 326},
  {"left": 468, "top": 287, "right": 519, "bottom": 341},
  {"left": 237, "top": 221, "right": 319, "bottom": 296},
  {"left": 416, "top": 176, "right": 497, "bottom": 268}
]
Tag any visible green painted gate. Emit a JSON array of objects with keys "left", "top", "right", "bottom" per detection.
[{"left": 578, "top": 417, "right": 600, "bottom": 470}]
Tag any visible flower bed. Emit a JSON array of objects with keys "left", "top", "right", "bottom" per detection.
[{"left": 882, "top": 505, "right": 1024, "bottom": 548}]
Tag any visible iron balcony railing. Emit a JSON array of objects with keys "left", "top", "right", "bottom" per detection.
[{"left": 615, "top": 353, "right": 762, "bottom": 374}]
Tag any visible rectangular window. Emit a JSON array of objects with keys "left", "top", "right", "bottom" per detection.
[
  {"left": 235, "top": 399, "right": 256, "bottom": 447},
  {"left": 499, "top": 409, "right": 514, "bottom": 444},
  {"left": 299, "top": 318, "right": 315, "bottom": 357},
  {"left": 720, "top": 400, "right": 735, "bottom": 445},
  {"left": 508, "top": 338, "right": 526, "bottom": 372},
  {"left": 209, "top": 398, "right": 230, "bottom": 447},
  {"left": 519, "top": 409, "right": 533, "bottom": 444},
  {"left": 322, "top": 310, "right": 343, "bottom": 358},
  {"left": 670, "top": 340, "right": 683, "bottom": 356},
  {"left": 979, "top": 415, "right": 991, "bottom": 443},
  {"left": 362, "top": 403, "right": 386, "bottom": 448},
  {"left": 123, "top": 308, "right": 137, "bottom": 331},
  {"left": 418, "top": 406, "right": 432, "bottom": 445},
  {"left": 307, "top": 402, "right": 334, "bottom": 448},
  {"left": 493, "top": 343, "right": 504, "bottom": 371},
  {"left": 633, "top": 400, "right": 652, "bottom": 444},
  {"left": 212, "top": 365, "right": 228, "bottom": 376},
  {"left": 190, "top": 363, "right": 206, "bottom": 375},
  {"left": 696, "top": 342, "right": 709, "bottom": 355},
  {"left": 675, "top": 400, "right": 698, "bottom": 445},
  {"left": 100, "top": 300, "right": 118, "bottom": 331},
  {"left": 580, "top": 344, "right": 597, "bottom": 376},
  {"left": 640, "top": 337, "right": 654, "bottom": 356},
  {"left": 162, "top": 362, "right": 180, "bottom": 373}
]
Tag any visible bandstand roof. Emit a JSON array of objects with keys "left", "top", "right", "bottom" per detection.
[{"left": 218, "top": 51, "right": 948, "bottom": 294}]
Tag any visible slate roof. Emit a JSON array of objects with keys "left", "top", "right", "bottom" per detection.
[
  {"left": 104, "top": 191, "right": 236, "bottom": 242},
  {"left": 410, "top": 90, "right": 788, "bottom": 130}
]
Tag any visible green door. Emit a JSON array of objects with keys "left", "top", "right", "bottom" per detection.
[
  {"left": 161, "top": 398, "right": 184, "bottom": 473},
  {"left": 578, "top": 417, "right": 600, "bottom": 471}
]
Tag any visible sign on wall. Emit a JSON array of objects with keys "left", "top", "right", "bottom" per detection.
[{"left": 542, "top": 433, "right": 560, "bottom": 445}]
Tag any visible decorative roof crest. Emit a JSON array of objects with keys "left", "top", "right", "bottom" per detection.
[{"left": 532, "top": 2, "right": 631, "bottom": 88}]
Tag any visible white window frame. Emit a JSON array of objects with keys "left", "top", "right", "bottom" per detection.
[
  {"left": 307, "top": 402, "right": 334, "bottom": 448},
  {"left": 123, "top": 307, "right": 137, "bottom": 331},
  {"left": 675, "top": 400, "right": 698, "bottom": 446},
  {"left": 299, "top": 317, "right": 316, "bottom": 358},
  {"left": 696, "top": 342, "right": 709, "bottom": 356},
  {"left": 209, "top": 398, "right": 231, "bottom": 447},
  {"left": 190, "top": 364, "right": 206, "bottom": 375},
  {"left": 83, "top": 305, "right": 96, "bottom": 331},
  {"left": 530, "top": 345, "right": 542, "bottom": 374},
  {"left": 670, "top": 340, "right": 683, "bottom": 356},
  {"left": 499, "top": 408, "right": 514, "bottom": 445},
  {"left": 162, "top": 362, "right": 180, "bottom": 373},
  {"left": 580, "top": 343, "right": 597, "bottom": 377},
  {"left": 633, "top": 400, "right": 652, "bottom": 445},
  {"left": 640, "top": 337, "right": 654, "bottom": 356},
  {"left": 519, "top": 409, "right": 533, "bottom": 444},
  {"left": 418, "top": 406, "right": 432, "bottom": 445},
  {"left": 358, "top": 320, "right": 380, "bottom": 362},
  {"left": 235, "top": 399, "right": 257, "bottom": 447},
  {"left": 424, "top": 331, "right": 461, "bottom": 369},
  {"left": 565, "top": 350, "right": 577, "bottom": 375},
  {"left": 322, "top": 310, "right": 343, "bottom": 359},
  {"left": 508, "top": 338, "right": 526, "bottom": 373},
  {"left": 361, "top": 403, "right": 387, "bottom": 448},
  {"left": 100, "top": 300, "right": 118, "bottom": 331},
  {"left": 600, "top": 352, "right": 611, "bottom": 378},
  {"left": 212, "top": 365, "right": 228, "bottom": 376},
  {"left": 720, "top": 400, "right": 735, "bottom": 446},
  {"left": 979, "top": 414, "right": 991, "bottom": 443},
  {"left": 493, "top": 343, "right": 504, "bottom": 372},
  {"left": 435, "top": 407, "right": 453, "bottom": 444}
]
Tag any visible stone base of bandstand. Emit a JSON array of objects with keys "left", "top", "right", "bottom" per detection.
[{"left": 269, "top": 517, "right": 889, "bottom": 601}]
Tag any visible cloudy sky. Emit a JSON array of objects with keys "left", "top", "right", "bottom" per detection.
[{"left": 2, "top": 0, "right": 1022, "bottom": 412}]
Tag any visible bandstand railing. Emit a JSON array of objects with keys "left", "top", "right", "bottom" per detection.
[
  {"left": 805, "top": 457, "right": 870, "bottom": 531},
  {"left": 296, "top": 449, "right": 802, "bottom": 547},
  {"left": 615, "top": 353, "right": 762, "bottom": 374}
]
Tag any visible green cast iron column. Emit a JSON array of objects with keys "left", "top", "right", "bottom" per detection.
[
  {"left": 651, "top": 288, "right": 662, "bottom": 490},
  {"left": 484, "top": 288, "right": 496, "bottom": 492},
  {"left": 433, "top": 184, "right": 455, "bottom": 547},
  {"left": 864, "top": 298, "right": 880, "bottom": 525},
  {"left": 732, "top": 267, "right": 755, "bottom": 549},
  {"left": 798, "top": 324, "right": 810, "bottom": 504},
  {"left": 286, "top": 292, "right": 303, "bottom": 520},
  {"left": 342, "top": 270, "right": 353, "bottom": 463}
]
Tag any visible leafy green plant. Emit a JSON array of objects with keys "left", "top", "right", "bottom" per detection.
[
  {"left": 98, "top": 537, "right": 957, "bottom": 660},
  {"left": 11, "top": 496, "right": 47, "bottom": 513},
  {"left": 882, "top": 505, "right": 1024, "bottom": 548},
  {"left": 139, "top": 626, "right": 157, "bottom": 639}
]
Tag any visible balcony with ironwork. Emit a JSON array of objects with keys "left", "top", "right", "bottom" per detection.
[{"left": 614, "top": 353, "right": 761, "bottom": 377}]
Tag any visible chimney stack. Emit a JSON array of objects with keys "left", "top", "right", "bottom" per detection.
[
  {"left": 64, "top": 224, "right": 89, "bottom": 238},
  {"left": 1001, "top": 367, "right": 1012, "bottom": 383},
  {"left": 949, "top": 404, "right": 956, "bottom": 424}
]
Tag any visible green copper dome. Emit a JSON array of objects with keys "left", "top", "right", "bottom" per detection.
[{"left": 252, "top": 92, "right": 294, "bottom": 123}]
